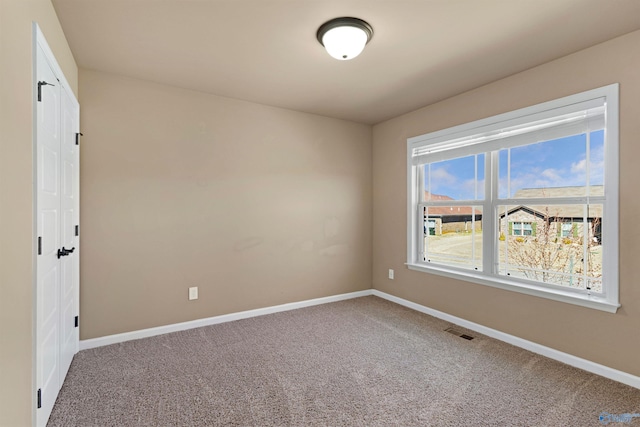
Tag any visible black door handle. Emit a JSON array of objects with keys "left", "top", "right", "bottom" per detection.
[{"left": 57, "top": 247, "right": 75, "bottom": 259}]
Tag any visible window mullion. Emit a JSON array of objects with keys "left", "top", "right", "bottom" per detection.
[
  {"left": 427, "top": 164, "right": 431, "bottom": 199},
  {"left": 416, "top": 167, "right": 425, "bottom": 263},
  {"left": 583, "top": 204, "right": 589, "bottom": 293},
  {"left": 507, "top": 148, "right": 511, "bottom": 198},
  {"left": 483, "top": 151, "right": 497, "bottom": 275},
  {"left": 415, "top": 165, "right": 430, "bottom": 262},
  {"left": 418, "top": 164, "right": 425, "bottom": 202},
  {"left": 418, "top": 205, "right": 425, "bottom": 262}
]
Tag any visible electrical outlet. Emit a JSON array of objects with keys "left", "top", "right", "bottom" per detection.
[
  {"left": 388, "top": 269, "right": 394, "bottom": 280},
  {"left": 188, "top": 287, "right": 198, "bottom": 300}
]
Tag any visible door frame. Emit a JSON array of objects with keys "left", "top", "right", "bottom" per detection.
[{"left": 32, "top": 23, "right": 80, "bottom": 427}]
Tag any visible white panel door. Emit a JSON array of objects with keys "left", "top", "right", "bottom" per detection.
[
  {"left": 59, "top": 83, "right": 79, "bottom": 382},
  {"left": 36, "top": 44, "right": 61, "bottom": 426},
  {"left": 35, "top": 29, "right": 80, "bottom": 427}
]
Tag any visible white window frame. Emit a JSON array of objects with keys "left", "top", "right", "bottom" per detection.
[{"left": 406, "top": 84, "right": 619, "bottom": 313}]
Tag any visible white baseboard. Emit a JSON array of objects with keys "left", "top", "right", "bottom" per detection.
[
  {"left": 372, "top": 289, "right": 640, "bottom": 390},
  {"left": 80, "top": 289, "right": 373, "bottom": 350}
]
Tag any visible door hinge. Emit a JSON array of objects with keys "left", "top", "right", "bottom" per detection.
[
  {"left": 75, "top": 132, "right": 83, "bottom": 145},
  {"left": 74, "top": 316, "right": 79, "bottom": 328},
  {"left": 37, "top": 81, "right": 55, "bottom": 102},
  {"left": 38, "top": 237, "right": 42, "bottom": 255},
  {"left": 75, "top": 225, "right": 79, "bottom": 236},
  {"left": 37, "top": 388, "right": 42, "bottom": 409}
]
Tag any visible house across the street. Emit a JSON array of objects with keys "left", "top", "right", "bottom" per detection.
[
  {"left": 423, "top": 191, "right": 482, "bottom": 235},
  {"left": 498, "top": 186, "right": 603, "bottom": 243}
]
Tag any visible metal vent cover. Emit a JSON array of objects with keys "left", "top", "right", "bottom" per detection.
[{"left": 444, "top": 327, "right": 475, "bottom": 340}]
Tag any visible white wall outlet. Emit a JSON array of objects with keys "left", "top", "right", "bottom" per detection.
[
  {"left": 188, "top": 286, "right": 198, "bottom": 300},
  {"left": 388, "top": 269, "right": 394, "bottom": 280}
]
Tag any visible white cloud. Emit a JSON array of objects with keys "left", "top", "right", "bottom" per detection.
[
  {"left": 570, "top": 144, "right": 604, "bottom": 185},
  {"left": 428, "top": 167, "right": 457, "bottom": 195},
  {"left": 459, "top": 178, "right": 483, "bottom": 200},
  {"left": 430, "top": 167, "right": 457, "bottom": 186},
  {"left": 540, "top": 168, "right": 562, "bottom": 181},
  {"left": 428, "top": 167, "right": 482, "bottom": 200},
  {"left": 507, "top": 160, "right": 600, "bottom": 194},
  {"left": 570, "top": 159, "right": 586, "bottom": 174}
]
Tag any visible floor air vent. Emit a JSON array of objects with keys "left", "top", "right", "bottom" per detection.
[{"left": 444, "top": 327, "right": 474, "bottom": 340}]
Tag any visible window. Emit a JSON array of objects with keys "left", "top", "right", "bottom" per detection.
[
  {"left": 561, "top": 222, "right": 574, "bottom": 238},
  {"left": 511, "top": 222, "right": 533, "bottom": 236},
  {"left": 407, "top": 85, "right": 619, "bottom": 312},
  {"left": 425, "top": 220, "right": 436, "bottom": 236}
]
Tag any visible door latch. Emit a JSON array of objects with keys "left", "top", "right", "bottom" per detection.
[{"left": 57, "top": 247, "right": 75, "bottom": 259}]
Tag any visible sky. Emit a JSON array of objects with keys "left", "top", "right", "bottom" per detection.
[{"left": 424, "top": 130, "right": 605, "bottom": 200}]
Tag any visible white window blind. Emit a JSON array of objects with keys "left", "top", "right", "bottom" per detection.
[{"left": 410, "top": 99, "right": 605, "bottom": 166}]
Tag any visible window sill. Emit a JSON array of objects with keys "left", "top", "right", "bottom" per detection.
[{"left": 406, "top": 263, "right": 620, "bottom": 313}]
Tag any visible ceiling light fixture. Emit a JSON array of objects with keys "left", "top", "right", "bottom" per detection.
[{"left": 316, "top": 17, "right": 373, "bottom": 61}]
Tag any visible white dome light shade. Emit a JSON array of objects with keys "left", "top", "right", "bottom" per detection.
[
  {"left": 322, "top": 26, "right": 368, "bottom": 60},
  {"left": 317, "top": 17, "right": 373, "bottom": 61}
]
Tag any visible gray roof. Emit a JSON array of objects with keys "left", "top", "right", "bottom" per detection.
[
  {"left": 513, "top": 185, "right": 603, "bottom": 198},
  {"left": 502, "top": 186, "right": 603, "bottom": 219}
]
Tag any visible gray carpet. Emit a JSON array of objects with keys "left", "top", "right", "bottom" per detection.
[{"left": 48, "top": 296, "right": 640, "bottom": 426}]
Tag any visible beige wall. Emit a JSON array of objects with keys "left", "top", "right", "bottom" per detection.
[
  {"left": 78, "top": 69, "right": 372, "bottom": 339},
  {"left": 373, "top": 30, "right": 640, "bottom": 376},
  {"left": 0, "top": 0, "right": 77, "bottom": 425}
]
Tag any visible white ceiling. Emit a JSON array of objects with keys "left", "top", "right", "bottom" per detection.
[{"left": 52, "top": 0, "right": 640, "bottom": 124}]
